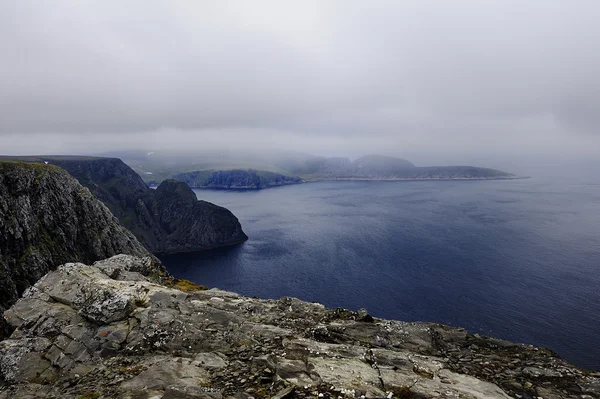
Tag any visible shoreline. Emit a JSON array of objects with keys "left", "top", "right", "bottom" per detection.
[
  {"left": 155, "top": 236, "right": 248, "bottom": 255},
  {"left": 304, "top": 175, "right": 530, "bottom": 182},
  {"left": 176, "top": 175, "right": 530, "bottom": 190},
  {"left": 4, "top": 255, "right": 597, "bottom": 398}
]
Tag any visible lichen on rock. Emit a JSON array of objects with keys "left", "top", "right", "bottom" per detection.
[
  {"left": 0, "top": 161, "right": 150, "bottom": 339},
  {"left": 1, "top": 255, "right": 598, "bottom": 398}
]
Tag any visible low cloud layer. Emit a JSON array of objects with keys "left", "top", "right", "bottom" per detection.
[{"left": 1, "top": 0, "right": 599, "bottom": 171}]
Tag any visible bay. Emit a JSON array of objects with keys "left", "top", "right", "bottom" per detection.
[{"left": 160, "top": 178, "right": 600, "bottom": 369}]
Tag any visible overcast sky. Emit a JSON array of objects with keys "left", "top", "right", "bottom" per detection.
[{"left": 1, "top": 0, "right": 599, "bottom": 172}]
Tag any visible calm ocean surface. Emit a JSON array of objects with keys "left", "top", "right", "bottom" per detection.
[{"left": 160, "top": 178, "right": 600, "bottom": 369}]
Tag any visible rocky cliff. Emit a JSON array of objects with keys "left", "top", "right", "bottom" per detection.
[
  {"left": 154, "top": 180, "right": 249, "bottom": 252},
  {"left": 1, "top": 255, "right": 598, "bottom": 399},
  {"left": 2, "top": 156, "right": 248, "bottom": 254},
  {"left": 173, "top": 169, "right": 302, "bottom": 189},
  {"left": 0, "top": 161, "right": 150, "bottom": 338}
]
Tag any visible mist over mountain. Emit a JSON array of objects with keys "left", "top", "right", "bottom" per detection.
[
  {"left": 1, "top": 2, "right": 600, "bottom": 398},
  {"left": 100, "top": 150, "right": 514, "bottom": 188},
  {"left": 1, "top": 1, "right": 599, "bottom": 173}
]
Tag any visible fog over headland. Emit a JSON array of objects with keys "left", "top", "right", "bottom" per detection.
[{"left": 1, "top": 1, "right": 599, "bottom": 175}]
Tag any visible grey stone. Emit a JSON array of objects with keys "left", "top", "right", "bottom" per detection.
[
  {"left": 0, "top": 255, "right": 597, "bottom": 399},
  {"left": 0, "top": 161, "right": 150, "bottom": 339}
]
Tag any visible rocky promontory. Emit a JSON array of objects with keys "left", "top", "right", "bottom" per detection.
[
  {"left": 1, "top": 255, "right": 598, "bottom": 399},
  {"left": 154, "top": 180, "right": 249, "bottom": 252},
  {"left": 0, "top": 156, "right": 248, "bottom": 254}
]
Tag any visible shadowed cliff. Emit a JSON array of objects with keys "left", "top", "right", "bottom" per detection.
[
  {"left": 0, "top": 161, "right": 151, "bottom": 337},
  {"left": 1, "top": 156, "right": 248, "bottom": 254}
]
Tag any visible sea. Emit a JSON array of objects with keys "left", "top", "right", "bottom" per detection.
[{"left": 159, "top": 178, "right": 600, "bottom": 370}]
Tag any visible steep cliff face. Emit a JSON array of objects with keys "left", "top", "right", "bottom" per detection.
[
  {"left": 0, "top": 161, "right": 149, "bottom": 337},
  {"left": 154, "top": 180, "right": 248, "bottom": 252},
  {"left": 48, "top": 157, "right": 164, "bottom": 251},
  {"left": 1, "top": 255, "right": 598, "bottom": 398},
  {"left": 33, "top": 157, "right": 247, "bottom": 253}
]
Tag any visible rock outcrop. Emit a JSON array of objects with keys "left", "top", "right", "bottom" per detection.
[
  {"left": 2, "top": 255, "right": 598, "bottom": 399},
  {"left": 154, "top": 180, "right": 249, "bottom": 252},
  {"left": 173, "top": 169, "right": 302, "bottom": 189},
  {"left": 0, "top": 161, "right": 149, "bottom": 338},
  {"left": 1, "top": 156, "right": 248, "bottom": 254}
]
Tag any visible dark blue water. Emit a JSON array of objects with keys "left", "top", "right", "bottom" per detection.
[{"left": 160, "top": 179, "right": 600, "bottom": 370}]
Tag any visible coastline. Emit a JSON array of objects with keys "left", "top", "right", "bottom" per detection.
[
  {"left": 154, "top": 236, "right": 249, "bottom": 255},
  {"left": 3, "top": 254, "right": 598, "bottom": 398},
  {"left": 175, "top": 175, "right": 530, "bottom": 190},
  {"left": 304, "top": 175, "right": 530, "bottom": 182}
]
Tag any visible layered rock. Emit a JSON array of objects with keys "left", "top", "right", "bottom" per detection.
[
  {"left": 1, "top": 156, "right": 248, "bottom": 253},
  {"left": 0, "top": 161, "right": 149, "bottom": 338},
  {"left": 2, "top": 255, "right": 598, "bottom": 399}
]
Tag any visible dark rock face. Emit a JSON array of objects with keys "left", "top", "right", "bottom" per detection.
[
  {"left": 174, "top": 169, "right": 302, "bottom": 189},
  {"left": 154, "top": 180, "right": 248, "bottom": 252},
  {"left": 1, "top": 255, "right": 598, "bottom": 398},
  {"left": 42, "top": 157, "right": 248, "bottom": 253},
  {"left": 0, "top": 161, "right": 149, "bottom": 338}
]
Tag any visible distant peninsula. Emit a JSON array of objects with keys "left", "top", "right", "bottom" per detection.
[
  {"left": 101, "top": 150, "right": 519, "bottom": 189},
  {"left": 281, "top": 154, "right": 516, "bottom": 181},
  {"left": 173, "top": 169, "right": 302, "bottom": 189}
]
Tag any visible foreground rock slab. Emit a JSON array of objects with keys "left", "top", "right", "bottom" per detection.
[
  {"left": 1, "top": 255, "right": 598, "bottom": 398},
  {"left": 0, "top": 161, "right": 151, "bottom": 338}
]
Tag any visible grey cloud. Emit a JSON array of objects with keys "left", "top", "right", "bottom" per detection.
[{"left": 0, "top": 0, "right": 599, "bottom": 166}]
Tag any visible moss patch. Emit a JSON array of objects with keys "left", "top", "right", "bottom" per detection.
[{"left": 166, "top": 278, "right": 208, "bottom": 293}]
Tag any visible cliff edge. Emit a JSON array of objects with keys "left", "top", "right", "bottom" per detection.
[
  {"left": 154, "top": 180, "right": 249, "bottom": 252},
  {"left": 1, "top": 255, "right": 598, "bottom": 399},
  {"left": 1, "top": 156, "right": 248, "bottom": 254},
  {"left": 0, "top": 161, "right": 150, "bottom": 337}
]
